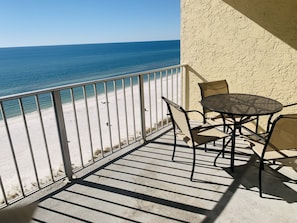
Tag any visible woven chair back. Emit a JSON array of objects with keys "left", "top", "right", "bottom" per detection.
[
  {"left": 266, "top": 114, "right": 297, "bottom": 152},
  {"left": 198, "top": 80, "right": 229, "bottom": 114}
]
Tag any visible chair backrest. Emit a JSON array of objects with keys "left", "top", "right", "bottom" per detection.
[
  {"left": 265, "top": 114, "right": 297, "bottom": 154},
  {"left": 162, "top": 97, "right": 192, "bottom": 139},
  {"left": 198, "top": 80, "right": 229, "bottom": 98},
  {"left": 198, "top": 80, "right": 229, "bottom": 115}
]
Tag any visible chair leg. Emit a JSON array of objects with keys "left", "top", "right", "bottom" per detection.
[
  {"left": 191, "top": 147, "right": 196, "bottom": 181},
  {"left": 214, "top": 137, "right": 231, "bottom": 166},
  {"left": 222, "top": 122, "right": 230, "bottom": 157},
  {"left": 222, "top": 138, "right": 225, "bottom": 158},
  {"left": 172, "top": 135, "right": 176, "bottom": 161},
  {"left": 259, "top": 160, "right": 264, "bottom": 197},
  {"left": 255, "top": 116, "right": 259, "bottom": 133},
  {"left": 172, "top": 127, "right": 177, "bottom": 161},
  {"left": 214, "top": 149, "right": 223, "bottom": 167}
]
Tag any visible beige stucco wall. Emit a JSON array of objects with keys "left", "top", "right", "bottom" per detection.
[{"left": 181, "top": 0, "right": 297, "bottom": 128}]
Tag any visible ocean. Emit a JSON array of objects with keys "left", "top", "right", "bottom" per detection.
[
  {"left": 0, "top": 40, "right": 180, "bottom": 97},
  {"left": 0, "top": 40, "right": 180, "bottom": 118},
  {"left": 0, "top": 40, "right": 180, "bottom": 200}
]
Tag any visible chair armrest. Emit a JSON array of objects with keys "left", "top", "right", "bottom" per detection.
[
  {"left": 267, "top": 102, "right": 297, "bottom": 132},
  {"left": 185, "top": 109, "right": 206, "bottom": 120},
  {"left": 165, "top": 110, "right": 205, "bottom": 117},
  {"left": 186, "top": 109, "right": 204, "bottom": 115},
  {"left": 241, "top": 132, "right": 268, "bottom": 148},
  {"left": 284, "top": 102, "right": 297, "bottom": 108},
  {"left": 186, "top": 109, "right": 214, "bottom": 124}
]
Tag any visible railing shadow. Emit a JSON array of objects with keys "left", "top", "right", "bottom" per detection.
[
  {"left": 226, "top": 157, "right": 297, "bottom": 203},
  {"left": 29, "top": 129, "right": 296, "bottom": 222},
  {"left": 32, "top": 138, "right": 212, "bottom": 222}
]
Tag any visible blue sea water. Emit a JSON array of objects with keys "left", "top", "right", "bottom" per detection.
[
  {"left": 0, "top": 40, "right": 180, "bottom": 118},
  {"left": 0, "top": 40, "right": 180, "bottom": 97}
]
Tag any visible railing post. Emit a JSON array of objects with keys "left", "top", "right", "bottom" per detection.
[
  {"left": 139, "top": 75, "right": 146, "bottom": 142},
  {"left": 52, "top": 90, "right": 73, "bottom": 181},
  {"left": 182, "top": 65, "right": 189, "bottom": 109}
]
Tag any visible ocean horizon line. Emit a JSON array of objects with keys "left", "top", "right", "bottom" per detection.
[{"left": 0, "top": 39, "right": 180, "bottom": 50}]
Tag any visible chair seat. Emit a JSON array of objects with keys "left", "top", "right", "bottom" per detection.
[
  {"left": 177, "top": 124, "right": 229, "bottom": 147},
  {"left": 244, "top": 133, "right": 268, "bottom": 144},
  {"left": 251, "top": 140, "right": 297, "bottom": 160},
  {"left": 207, "top": 113, "right": 257, "bottom": 129}
]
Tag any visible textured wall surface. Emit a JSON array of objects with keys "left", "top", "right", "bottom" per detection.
[{"left": 181, "top": 0, "right": 297, "bottom": 123}]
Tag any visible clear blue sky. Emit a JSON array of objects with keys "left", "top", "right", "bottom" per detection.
[{"left": 0, "top": 0, "right": 180, "bottom": 48}]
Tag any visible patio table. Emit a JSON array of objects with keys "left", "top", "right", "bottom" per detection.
[{"left": 201, "top": 93, "right": 283, "bottom": 171}]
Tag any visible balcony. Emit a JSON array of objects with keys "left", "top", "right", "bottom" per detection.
[
  {"left": 28, "top": 130, "right": 296, "bottom": 222},
  {"left": 0, "top": 65, "right": 296, "bottom": 222}
]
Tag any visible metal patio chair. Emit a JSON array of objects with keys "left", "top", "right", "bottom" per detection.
[
  {"left": 244, "top": 114, "right": 297, "bottom": 197},
  {"left": 162, "top": 96, "right": 229, "bottom": 181},
  {"left": 198, "top": 80, "right": 230, "bottom": 124},
  {"left": 198, "top": 80, "right": 259, "bottom": 132}
]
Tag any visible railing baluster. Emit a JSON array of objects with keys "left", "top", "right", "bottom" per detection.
[
  {"left": 0, "top": 102, "right": 25, "bottom": 197},
  {"left": 130, "top": 77, "right": 136, "bottom": 141},
  {"left": 154, "top": 72, "right": 158, "bottom": 130},
  {"left": 122, "top": 79, "right": 129, "bottom": 143},
  {"left": 166, "top": 69, "right": 169, "bottom": 99},
  {"left": 104, "top": 82, "right": 113, "bottom": 152},
  {"left": 0, "top": 177, "right": 8, "bottom": 206},
  {"left": 70, "top": 88, "right": 84, "bottom": 167},
  {"left": 181, "top": 66, "right": 184, "bottom": 106},
  {"left": 113, "top": 80, "right": 121, "bottom": 149},
  {"left": 83, "top": 86, "right": 94, "bottom": 161},
  {"left": 148, "top": 73, "right": 152, "bottom": 133},
  {"left": 139, "top": 75, "right": 146, "bottom": 142},
  {"left": 35, "top": 95, "right": 54, "bottom": 182},
  {"left": 18, "top": 98, "right": 40, "bottom": 189},
  {"left": 160, "top": 71, "right": 164, "bottom": 127},
  {"left": 171, "top": 69, "right": 174, "bottom": 101},
  {"left": 94, "top": 84, "right": 104, "bottom": 157},
  {"left": 175, "top": 68, "right": 178, "bottom": 104}
]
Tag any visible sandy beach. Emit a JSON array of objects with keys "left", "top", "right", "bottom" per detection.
[{"left": 0, "top": 73, "right": 181, "bottom": 203}]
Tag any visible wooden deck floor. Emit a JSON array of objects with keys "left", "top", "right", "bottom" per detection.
[{"left": 15, "top": 128, "right": 297, "bottom": 222}]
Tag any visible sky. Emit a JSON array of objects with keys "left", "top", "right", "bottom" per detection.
[{"left": 0, "top": 0, "right": 180, "bottom": 48}]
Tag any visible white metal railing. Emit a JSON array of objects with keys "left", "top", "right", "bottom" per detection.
[{"left": 0, "top": 64, "right": 185, "bottom": 208}]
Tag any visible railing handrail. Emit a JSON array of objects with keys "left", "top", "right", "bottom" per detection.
[
  {"left": 0, "top": 64, "right": 185, "bottom": 208},
  {"left": 0, "top": 64, "right": 185, "bottom": 101}
]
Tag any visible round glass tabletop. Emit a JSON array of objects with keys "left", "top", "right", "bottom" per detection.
[{"left": 201, "top": 93, "right": 283, "bottom": 116}]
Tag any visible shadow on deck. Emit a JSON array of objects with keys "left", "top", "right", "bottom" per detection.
[{"left": 20, "top": 128, "right": 297, "bottom": 222}]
